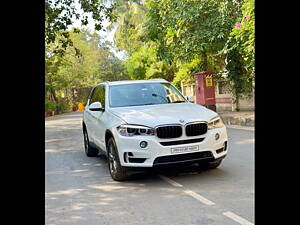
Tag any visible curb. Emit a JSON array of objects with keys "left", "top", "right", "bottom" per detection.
[
  {"left": 225, "top": 125, "right": 254, "bottom": 131},
  {"left": 219, "top": 115, "right": 254, "bottom": 127}
]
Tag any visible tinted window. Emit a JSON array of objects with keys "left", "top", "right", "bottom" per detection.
[
  {"left": 109, "top": 82, "right": 186, "bottom": 107},
  {"left": 89, "top": 85, "right": 105, "bottom": 107}
]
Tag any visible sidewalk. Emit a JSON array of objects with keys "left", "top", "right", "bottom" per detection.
[{"left": 218, "top": 111, "right": 254, "bottom": 128}]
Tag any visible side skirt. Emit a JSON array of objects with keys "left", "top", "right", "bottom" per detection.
[{"left": 89, "top": 141, "right": 107, "bottom": 156}]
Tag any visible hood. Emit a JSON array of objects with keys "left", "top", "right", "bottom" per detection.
[{"left": 108, "top": 103, "right": 218, "bottom": 128}]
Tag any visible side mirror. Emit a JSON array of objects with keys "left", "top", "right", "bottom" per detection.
[{"left": 89, "top": 102, "right": 104, "bottom": 111}]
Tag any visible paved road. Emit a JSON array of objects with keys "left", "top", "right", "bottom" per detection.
[{"left": 45, "top": 112, "right": 254, "bottom": 225}]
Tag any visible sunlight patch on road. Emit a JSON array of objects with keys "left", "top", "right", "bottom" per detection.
[
  {"left": 47, "top": 188, "right": 86, "bottom": 196},
  {"left": 72, "top": 169, "right": 89, "bottom": 173},
  {"left": 45, "top": 138, "right": 72, "bottom": 143},
  {"left": 88, "top": 184, "right": 129, "bottom": 191},
  {"left": 45, "top": 149, "right": 60, "bottom": 153}
]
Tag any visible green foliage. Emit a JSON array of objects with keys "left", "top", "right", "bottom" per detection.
[
  {"left": 98, "top": 49, "right": 130, "bottom": 82},
  {"left": 124, "top": 45, "right": 176, "bottom": 81},
  {"left": 226, "top": 44, "right": 252, "bottom": 95},
  {"left": 125, "top": 45, "right": 157, "bottom": 80},
  {"left": 145, "top": 61, "right": 177, "bottom": 81},
  {"left": 172, "top": 57, "right": 201, "bottom": 88},
  {"left": 112, "top": 0, "right": 253, "bottom": 95},
  {"left": 231, "top": 0, "right": 254, "bottom": 73},
  {"left": 145, "top": 0, "right": 243, "bottom": 66},
  {"left": 55, "top": 102, "right": 69, "bottom": 113},
  {"left": 222, "top": 0, "right": 254, "bottom": 110},
  {"left": 113, "top": 1, "right": 147, "bottom": 56},
  {"left": 45, "top": 100, "right": 68, "bottom": 113},
  {"left": 45, "top": 0, "right": 117, "bottom": 56},
  {"left": 45, "top": 28, "right": 129, "bottom": 113},
  {"left": 45, "top": 100, "right": 56, "bottom": 112},
  {"left": 45, "top": 0, "right": 255, "bottom": 114}
]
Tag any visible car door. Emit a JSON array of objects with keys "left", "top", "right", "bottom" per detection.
[
  {"left": 85, "top": 86, "right": 103, "bottom": 143},
  {"left": 93, "top": 85, "right": 106, "bottom": 150},
  {"left": 84, "top": 87, "right": 96, "bottom": 142}
]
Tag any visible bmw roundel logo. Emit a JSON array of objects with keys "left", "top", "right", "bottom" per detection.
[{"left": 179, "top": 119, "right": 185, "bottom": 123}]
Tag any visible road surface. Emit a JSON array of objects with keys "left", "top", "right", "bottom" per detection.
[{"left": 45, "top": 112, "right": 254, "bottom": 225}]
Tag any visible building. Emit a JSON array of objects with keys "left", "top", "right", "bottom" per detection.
[{"left": 181, "top": 80, "right": 254, "bottom": 112}]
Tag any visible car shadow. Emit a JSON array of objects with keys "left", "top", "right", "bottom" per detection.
[{"left": 95, "top": 153, "right": 227, "bottom": 182}]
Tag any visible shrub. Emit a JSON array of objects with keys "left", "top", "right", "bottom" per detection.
[
  {"left": 45, "top": 100, "right": 56, "bottom": 112},
  {"left": 55, "top": 102, "right": 68, "bottom": 113}
]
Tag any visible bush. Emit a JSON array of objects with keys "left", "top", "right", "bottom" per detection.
[
  {"left": 55, "top": 102, "right": 68, "bottom": 114},
  {"left": 45, "top": 100, "right": 56, "bottom": 112},
  {"left": 45, "top": 100, "right": 69, "bottom": 114}
]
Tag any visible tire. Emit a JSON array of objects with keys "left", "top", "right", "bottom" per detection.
[
  {"left": 107, "top": 137, "right": 129, "bottom": 181},
  {"left": 83, "top": 128, "right": 99, "bottom": 157}
]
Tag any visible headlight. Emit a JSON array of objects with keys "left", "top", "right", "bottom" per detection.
[
  {"left": 117, "top": 124, "right": 155, "bottom": 137},
  {"left": 208, "top": 116, "right": 224, "bottom": 129}
]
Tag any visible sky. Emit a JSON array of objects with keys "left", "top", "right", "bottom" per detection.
[{"left": 71, "top": 0, "right": 125, "bottom": 60}]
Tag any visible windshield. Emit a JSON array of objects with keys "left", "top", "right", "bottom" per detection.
[{"left": 109, "top": 82, "right": 187, "bottom": 107}]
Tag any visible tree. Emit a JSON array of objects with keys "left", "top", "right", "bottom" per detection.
[
  {"left": 111, "top": 0, "right": 255, "bottom": 103},
  {"left": 230, "top": 0, "right": 254, "bottom": 77},
  {"left": 223, "top": 0, "right": 254, "bottom": 111},
  {"left": 225, "top": 42, "right": 252, "bottom": 111},
  {"left": 125, "top": 45, "right": 157, "bottom": 80},
  {"left": 45, "top": 29, "right": 129, "bottom": 111},
  {"left": 45, "top": 0, "right": 117, "bottom": 56},
  {"left": 124, "top": 45, "right": 176, "bottom": 81},
  {"left": 145, "top": 0, "right": 243, "bottom": 67},
  {"left": 113, "top": 0, "right": 147, "bottom": 56}
]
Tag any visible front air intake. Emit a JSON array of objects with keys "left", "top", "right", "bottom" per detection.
[{"left": 153, "top": 151, "right": 214, "bottom": 165}]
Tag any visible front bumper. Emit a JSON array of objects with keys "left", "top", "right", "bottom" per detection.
[{"left": 111, "top": 126, "right": 228, "bottom": 167}]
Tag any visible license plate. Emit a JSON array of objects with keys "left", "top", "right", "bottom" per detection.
[{"left": 171, "top": 145, "right": 199, "bottom": 154}]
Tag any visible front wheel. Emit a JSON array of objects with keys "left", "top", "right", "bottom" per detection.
[{"left": 107, "top": 138, "right": 129, "bottom": 181}]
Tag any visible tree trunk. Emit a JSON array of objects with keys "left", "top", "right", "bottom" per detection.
[
  {"left": 49, "top": 87, "right": 58, "bottom": 103},
  {"left": 235, "top": 95, "right": 240, "bottom": 112}
]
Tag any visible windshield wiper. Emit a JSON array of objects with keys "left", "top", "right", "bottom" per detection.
[{"left": 172, "top": 100, "right": 186, "bottom": 103}]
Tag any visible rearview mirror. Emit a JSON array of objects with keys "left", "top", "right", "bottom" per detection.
[{"left": 89, "top": 102, "right": 104, "bottom": 111}]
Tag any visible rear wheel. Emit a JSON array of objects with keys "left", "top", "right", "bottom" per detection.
[
  {"left": 107, "top": 137, "right": 129, "bottom": 181},
  {"left": 83, "top": 129, "right": 99, "bottom": 157}
]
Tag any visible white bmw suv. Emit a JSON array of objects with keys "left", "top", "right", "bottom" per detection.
[{"left": 82, "top": 79, "right": 228, "bottom": 181}]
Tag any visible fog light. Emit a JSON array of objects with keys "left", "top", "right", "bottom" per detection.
[
  {"left": 140, "top": 141, "right": 148, "bottom": 148},
  {"left": 215, "top": 133, "right": 220, "bottom": 140}
]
